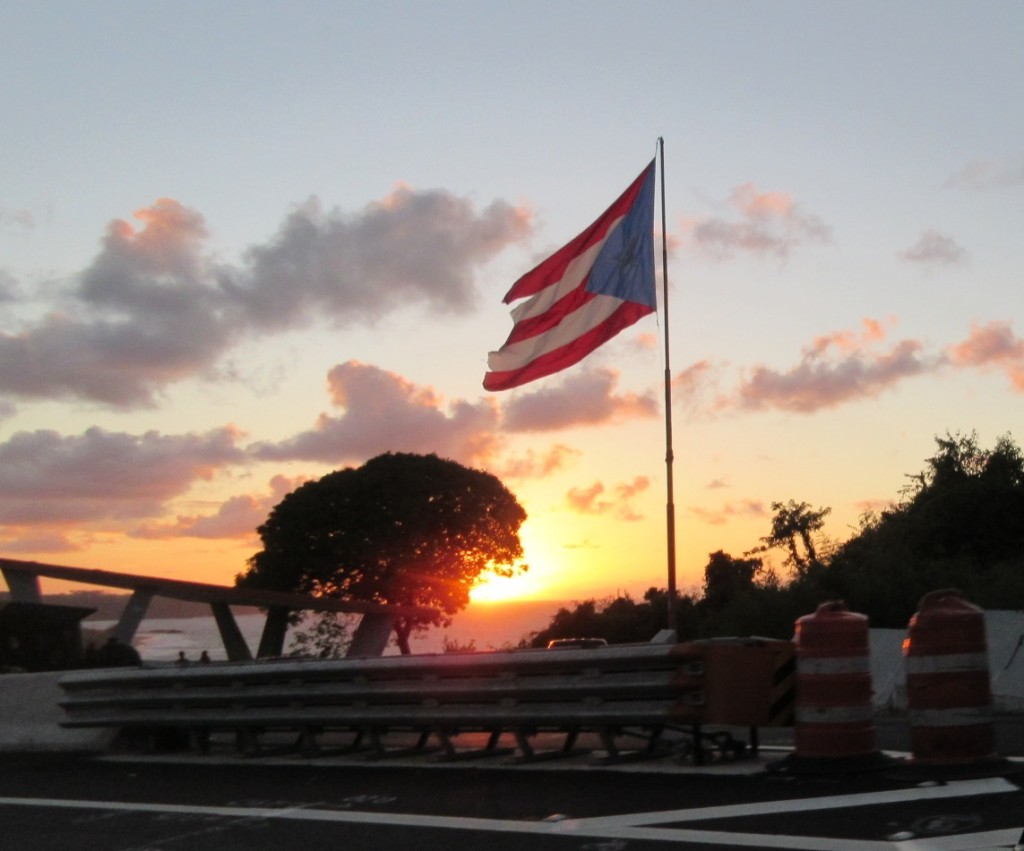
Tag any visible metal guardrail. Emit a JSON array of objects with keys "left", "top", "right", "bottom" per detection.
[{"left": 59, "top": 639, "right": 793, "bottom": 764}]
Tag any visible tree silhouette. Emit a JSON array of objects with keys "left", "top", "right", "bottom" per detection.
[
  {"left": 752, "top": 500, "right": 831, "bottom": 576},
  {"left": 238, "top": 452, "right": 527, "bottom": 653}
]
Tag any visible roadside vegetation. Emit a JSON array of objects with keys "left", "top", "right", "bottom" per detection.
[{"left": 527, "top": 431, "right": 1024, "bottom": 646}]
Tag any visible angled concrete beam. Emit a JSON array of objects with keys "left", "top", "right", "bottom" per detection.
[
  {"left": 114, "top": 586, "right": 157, "bottom": 644},
  {"left": 257, "top": 606, "right": 291, "bottom": 658},
  {"left": 1, "top": 568, "right": 42, "bottom": 603},
  {"left": 346, "top": 612, "right": 395, "bottom": 658},
  {"left": 210, "top": 602, "right": 253, "bottom": 661}
]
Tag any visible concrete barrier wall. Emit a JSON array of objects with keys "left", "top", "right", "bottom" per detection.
[
  {"left": 0, "top": 671, "right": 117, "bottom": 753},
  {"left": 2, "top": 610, "right": 1021, "bottom": 753},
  {"left": 870, "top": 610, "right": 1024, "bottom": 712}
]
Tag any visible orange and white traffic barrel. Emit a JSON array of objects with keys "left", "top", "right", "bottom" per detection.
[
  {"left": 904, "top": 590, "right": 995, "bottom": 764},
  {"left": 793, "top": 601, "right": 877, "bottom": 761}
]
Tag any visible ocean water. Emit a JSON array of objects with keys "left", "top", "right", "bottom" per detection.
[
  {"left": 85, "top": 600, "right": 562, "bottom": 662},
  {"left": 86, "top": 614, "right": 272, "bottom": 662}
]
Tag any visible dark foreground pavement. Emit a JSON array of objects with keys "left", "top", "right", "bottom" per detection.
[{"left": 1, "top": 747, "right": 1022, "bottom": 851}]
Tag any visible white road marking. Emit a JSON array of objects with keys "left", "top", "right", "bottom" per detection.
[
  {"left": 0, "top": 777, "right": 1018, "bottom": 850},
  {"left": 581, "top": 777, "right": 1019, "bottom": 828}
]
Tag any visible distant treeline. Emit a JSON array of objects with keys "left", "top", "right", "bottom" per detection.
[{"left": 527, "top": 432, "right": 1024, "bottom": 647}]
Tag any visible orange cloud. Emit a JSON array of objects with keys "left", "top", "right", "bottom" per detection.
[
  {"left": 566, "top": 476, "right": 650, "bottom": 521},
  {"left": 498, "top": 444, "right": 581, "bottom": 480},
  {"left": 946, "top": 321, "right": 1024, "bottom": 391}
]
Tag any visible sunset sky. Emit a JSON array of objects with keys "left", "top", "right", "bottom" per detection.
[{"left": 2, "top": 1, "right": 1023, "bottom": 607}]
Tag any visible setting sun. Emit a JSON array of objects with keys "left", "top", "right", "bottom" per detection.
[{"left": 470, "top": 569, "right": 546, "bottom": 603}]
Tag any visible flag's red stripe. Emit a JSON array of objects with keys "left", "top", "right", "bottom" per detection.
[
  {"left": 502, "top": 162, "right": 655, "bottom": 305},
  {"left": 503, "top": 285, "right": 599, "bottom": 347},
  {"left": 483, "top": 301, "right": 654, "bottom": 391}
]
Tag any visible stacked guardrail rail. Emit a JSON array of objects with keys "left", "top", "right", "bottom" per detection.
[{"left": 58, "top": 638, "right": 794, "bottom": 763}]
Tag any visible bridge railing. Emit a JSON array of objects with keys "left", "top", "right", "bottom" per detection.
[{"left": 58, "top": 638, "right": 794, "bottom": 763}]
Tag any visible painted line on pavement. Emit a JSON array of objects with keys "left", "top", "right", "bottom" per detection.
[
  {"left": 0, "top": 778, "right": 1018, "bottom": 851},
  {"left": 581, "top": 777, "right": 1019, "bottom": 828}
]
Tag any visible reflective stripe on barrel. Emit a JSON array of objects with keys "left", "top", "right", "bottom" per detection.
[
  {"left": 904, "top": 589, "right": 996, "bottom": 765},
  {"left": 793, "top": 600, "right": 877, "bottom": 759}
]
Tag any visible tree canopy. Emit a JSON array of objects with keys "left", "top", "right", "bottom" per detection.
[
  {"left": 238, "top": 452, "right": 527, "bottom": 653},
  {"left": 818, "top": 431, "right": 1024, "bottom": 625}
]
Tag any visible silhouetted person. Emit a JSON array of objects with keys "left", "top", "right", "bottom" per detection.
[{"left": 94, "top": 636, "right": 142, "bottom": 667}]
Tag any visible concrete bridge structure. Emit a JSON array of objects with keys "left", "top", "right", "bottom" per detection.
[{"left": 0, "top": 557, "right": 439, "bottom": 661}]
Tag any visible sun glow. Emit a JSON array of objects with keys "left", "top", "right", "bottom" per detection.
[{"left": 470, "top": 568, "right": 547, "bottom": 603}]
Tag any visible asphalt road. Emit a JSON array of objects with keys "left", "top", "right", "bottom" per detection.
[{"left": 1, "top": 747, "right": 1023, "bottom": 851}]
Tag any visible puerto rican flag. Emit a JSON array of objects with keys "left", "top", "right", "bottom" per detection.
[{"left": 483, "top": 160, "right": 657, "bottom": 392}]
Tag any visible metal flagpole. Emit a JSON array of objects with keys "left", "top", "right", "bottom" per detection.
[{"left": 658, "top": 138, "right": 679, "bottom": 633}]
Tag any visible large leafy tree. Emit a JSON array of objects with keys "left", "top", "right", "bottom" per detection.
[
  {"left": 752, "top": 500, "right": 832, "bottom": 577},
  {"left": 238, "top": 452, "right": 527, "bottom": 653}
]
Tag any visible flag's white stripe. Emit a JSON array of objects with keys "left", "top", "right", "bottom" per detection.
[
  {"left": 508, "top": 213, "right": 626, "bottom": 324},
  {"left": 488, "top": 294, "right": 623, "bottom": 372}
]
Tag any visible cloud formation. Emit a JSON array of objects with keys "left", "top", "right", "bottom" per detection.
[
  {"left": 686, "top": 184, "right": 832, "bottom": 260},
  {"left": 500, "top": 367, "right": 658, "bottom": 433},
  {"left": 497, "top": 444, "right": 581, "bottom": 480},
  {"left": 230, "top": 189, "right": 531, "bottom": 330},
  {"left": 0, "top": 191, "right": 531, "bottom": 407},
  {"left": 898, "top": 230, "right": 967, "bottom": 266},
  {"left": 250, "top": 361, "right": 501, "bottom": 467},
  {"left": 945, "top": 156, "right": 1024, "bottom": 190},
  {"left": 687, "top": 499, "right": 767, "bottom": 526},
  {"left": 686, "top": 318, "right": 1024, "bottom": 421},
  {"left": 565, "top": 476, "right": 650, "bottom": 521},
  {"left": 0, "top": 425, "right": 246, "bottom": 525},
  {"left": 0, "top": 207, "right": 34, "bottom": 231},
  {"left": 131, "top": 474, "right": 300, "bottom": 540},
  {"left": 946, "top": 321, "right": 1024, "bottom": 390},
  {"left": 732, "top": 319, "right": 932, "bottom": 413}
]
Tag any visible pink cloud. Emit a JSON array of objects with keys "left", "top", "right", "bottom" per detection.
[
  {"left": 501, "top": 367, "right": 658, "bottom": 433},
  {"left": 0, "top": 531, "right": 80, "bottom": 554},
  {"left": 687, "top": 500, "right": 767, "bottom": 526},
  {"left": 671, "top": 359, "right": 720, "bottom": 415},
  {"left": 251, "top": 361, "right": 501, "bottom": 467},
  {"left": 686, "top": 183, "right": 831, "bottom": 260},
  {"left": 0, "top": 425, "right": 246, "bottom": 525},
  {"left": 633, "top": 331, "right": 659, "bottom": 351},
  {"left": 946, "top": 321, "right": 1024, "bottom": 390},
  {"left": 733, "top": 319, "right": 932, "bottom": 413},
  {"left": 131, "top": 475, "right": 301, "bottom": 540}
]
